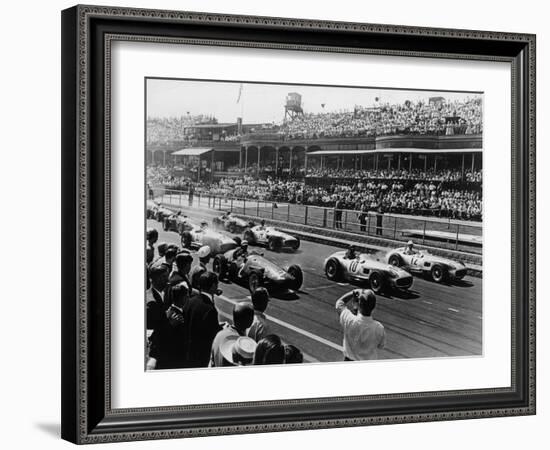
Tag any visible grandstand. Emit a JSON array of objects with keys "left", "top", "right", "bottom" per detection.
[{"left": 146, "top": 94, "right": 482, "bottom": 220}]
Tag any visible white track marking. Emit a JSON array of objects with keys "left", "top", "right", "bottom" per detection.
[
  {"left": 306, "top": 284, "right": 337, "bottom": 292},
  {"left": 448, "top": 307, "right": 460, "bottom": 313},
  {"left": 422, "top": 300, "right": 433, "bottom": 305},
  {"left": 217, "top": 294, "right": 344, "bottom": 353},
  {"left": 216, "top": 308, "right": 320, "bottom": 363}
]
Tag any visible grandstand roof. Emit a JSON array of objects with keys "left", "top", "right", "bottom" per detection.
[
  {"left": 172, "top": 147, "right": 213, "bottom": 156},
  {"left": 308, "top": 148, "right": 482, "bottom": 156}
]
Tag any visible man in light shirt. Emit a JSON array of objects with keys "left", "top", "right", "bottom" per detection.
[{"left": 335, "top": 289, "right": 386, "bottom": 361}]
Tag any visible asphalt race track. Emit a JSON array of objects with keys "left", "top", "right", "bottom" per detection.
[{"left": 147, "top": 210, "right": 482, "bottom": 364}]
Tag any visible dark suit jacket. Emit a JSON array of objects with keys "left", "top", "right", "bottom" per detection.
[
  {"left": 149, "top": 305, "right": 187, "bottom": 369},
  {"left": 182, "top": 293, "right": 221, "bottom": 368}
]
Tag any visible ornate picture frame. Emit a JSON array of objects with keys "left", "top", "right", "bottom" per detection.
[{"left": 61, "top": 5, "right": 535, "bottom": 444}]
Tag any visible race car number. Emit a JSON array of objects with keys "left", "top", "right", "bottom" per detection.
[{"left": 350, "top": 260, "right": 360, "bottom": 273}]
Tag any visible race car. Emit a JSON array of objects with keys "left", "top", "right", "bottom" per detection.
[
  {"left": 386, "top": 246, "right": 467, "bottom": 283},
  {"left": 324, "top": 250, "right": 413, "bottom": 294},
  {"left": 146, "top": 201, "right": 175, "bottom": 223},
  {"left": 162, "top": 211, "right": 194, "bottom": 233},
  {"left": 180, "top": 223, "right": 239, "bottom": 256},
  {"left": 212, "top": 212, "right": 249, "bottom": 233},
  {"left": 212, "top": 248, "right": 303, "bottom": 294},
  {"left": 146, "top": 200, "right": 157, "bottom": 219},
  {"left": 243, "top": 223, "right": 300, "bottom": 252}
]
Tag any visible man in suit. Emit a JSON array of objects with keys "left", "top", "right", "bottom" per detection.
[
  {"left": 147, "top": 282, "right": 190, "bottom": 370},
  {"left": 146, "top": 264, "right": 169, "bottom": 331},
  {"left": 165, "top": 251, "right": 193, "bottom": 306},
  {"left": 182, "top": 271, "right": 222, "bottom": 368}
]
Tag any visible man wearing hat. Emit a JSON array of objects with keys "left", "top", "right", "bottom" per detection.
[
  {"left": 190, "top": 245, "right": 211, "bottom": 290},
  {"left": 210, "top": 302, "right": 254, "bottom": 367},
  {"left": 219, "top": 336, "right": 257, "bottom": 367}
]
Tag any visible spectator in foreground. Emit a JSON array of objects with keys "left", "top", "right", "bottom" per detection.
[
  {"left": 146, "top": 264, "right": 169, "bottom": 331},
  {"left": 165, "top": 252, "right": 193, "bottom": 306},
  {"left": 284, "top": 345, "right": 304, "bottom": 364},
  {"left": 335, "top": 289, "right": 386, "bottom": 361},
  {"left": 146, "top": 228, "right": 158, "bottom": 264},
  {"left": 253, "top": 335, "right": 285, "bottom": 365},
  {"left": 182, "top": 272, "right": 222, "bottom": 368},
  {"left": 147, "top": 282, "right": 189, "bottom": 370},
  {"left": 219, "top": 336, "right": 257, "bottom": 367},
  {"left": 190, "top": 245, "right": 211, "bottom": 289},
  {"left": 210, "top": 302, "right": 255, "bottom": 367},
  {"left": 247, "top": 287, "right": 270, "bottom": 342}
]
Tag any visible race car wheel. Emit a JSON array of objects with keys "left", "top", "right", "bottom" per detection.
[
  {"left": 181, "top": 231, "right": 192, "bottom": 249},
  {"left": 243, "top": 229, "right": 255, "bottom": 244},
  {"left": 388, "top": 254, "right": 402, "bottom": 267},
  {"left": 369, "top": 271, "right": 385, "bottom": 294},
  {"left": 325, "top": 258, "right": 342, "bottom": 281},
  {"left": 248, "top": 272, "right": 262, "bottom": 294},
  {"left": 228, "top": 262, "right": 240, "bottom": 281},
  {"left": 212, "top": 255, "right": 228, "bottom": 279},
  {"left": 268, "top": 236, "right": 282, "bottom": 252},
  {"left": 290, "top": 238, "right": 300, "bottom": 251},
  {"left": 287, "top": 264, "right": 303, "bottom": 291},
  {"left": 431, "top": 265, "right": 446, "bottom": 283}
]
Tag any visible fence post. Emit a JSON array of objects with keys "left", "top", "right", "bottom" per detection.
[
  {"left": 244, "top": 198, "right": 246, "bottom": 215},
  {"left": 230, "top": 197, "right": 233, "bottom": 213},
  {"left": 271, "top": 202, "right": 274, "bottom": 219},
  {"left": 257, "top": 200, "right": 260, "bottom": 217},
  {"left": 179, "top": 191, "right": 181, "bottom": 206},
  {"left": 323, "top": 208, "right": 327, "bottom": 228},
  {"left": 455, "top": 224, "right": 460, "bottom": 250},
  {"left": 287, "top": 204, "right": 291, "bottom": 223},
  {"left": 367, "top": 213, "right": 371, "bottom": 235},
  {"left": 422, "top": 220, "right": 426, "bottom": 245},
  {"left": 344, "top": 210, "right": 348, "bottom": 230},
  {"left": 393, "top": 216, "right": 398, "bottom": 240},
  {"left": 305, "top": 206, "right": 309, "bottom": 225}
]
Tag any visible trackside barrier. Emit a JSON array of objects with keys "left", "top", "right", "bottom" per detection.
[{"left": 157, "top": 188, "right": 482, "bottom": 254}]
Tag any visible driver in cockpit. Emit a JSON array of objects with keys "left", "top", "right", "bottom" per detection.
[{"left": 403, "top": 240, "right": 417, "bottom": 255}]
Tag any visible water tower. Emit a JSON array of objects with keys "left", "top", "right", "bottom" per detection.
[{"left": 284, "top": 92, "right": 304, "bottom": 121}]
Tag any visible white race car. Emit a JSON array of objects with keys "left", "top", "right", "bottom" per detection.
[
  {"left": 386, "top": 247, "right": 467, "bottom": 283},
  {"left": 180, "top": 223, "right": 239, "bottom": 256},
  {"left": 324, "top": 250, "right": 413, "bottom": 294},
  {"left": 243, "top": 224, "right": 300, "bottom": 252}
]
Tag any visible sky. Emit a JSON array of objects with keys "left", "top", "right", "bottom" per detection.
[{"left": 146, "top": 78, "right": 482, "bottom": 125}]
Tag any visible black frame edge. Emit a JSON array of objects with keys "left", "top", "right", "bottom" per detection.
[
  {"left": 62, "top": 5, "right": 536, "bottom": 444},
  {"left": 61, "top": 5, "right": 79, "bottom": 445}
]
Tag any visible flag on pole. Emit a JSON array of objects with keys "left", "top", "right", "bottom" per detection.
[{"left": 236, "top": 83, "right": 243, "bottom": 103}]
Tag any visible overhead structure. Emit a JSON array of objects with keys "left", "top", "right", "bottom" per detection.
[{"left": 284, "top": 92, "right": 304, "bottom": 121}]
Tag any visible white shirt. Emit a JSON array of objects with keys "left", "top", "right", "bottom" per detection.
[{"left": 336, "top": 300, "right": 386, "bottom": 360}]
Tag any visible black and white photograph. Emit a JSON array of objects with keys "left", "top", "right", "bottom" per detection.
[{"left": 144, "top": 78, "right": 483, "bottom": 370}]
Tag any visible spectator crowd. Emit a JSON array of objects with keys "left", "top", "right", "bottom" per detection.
[
  {"left": 145, "top": 232, "right": 305, "bottom": 369},
  {"left": 278, "top": 97, "right": 482, "bottom": 140},
  {"left": 148, "top": 166, "right": 482, "bottom": 221}
]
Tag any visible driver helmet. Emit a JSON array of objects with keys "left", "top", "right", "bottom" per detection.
[
  {"left": 260, "top": 219, "right": 266, "bottom": 227},
  {"left": 407, "top": 240, "right": 414, "bottom": 247},
  {"left": 200, "top": 220, "right": 208, "bottom": 228},
  {"left": 241, "top": 240, "right": 249, "bottom": 250}
]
